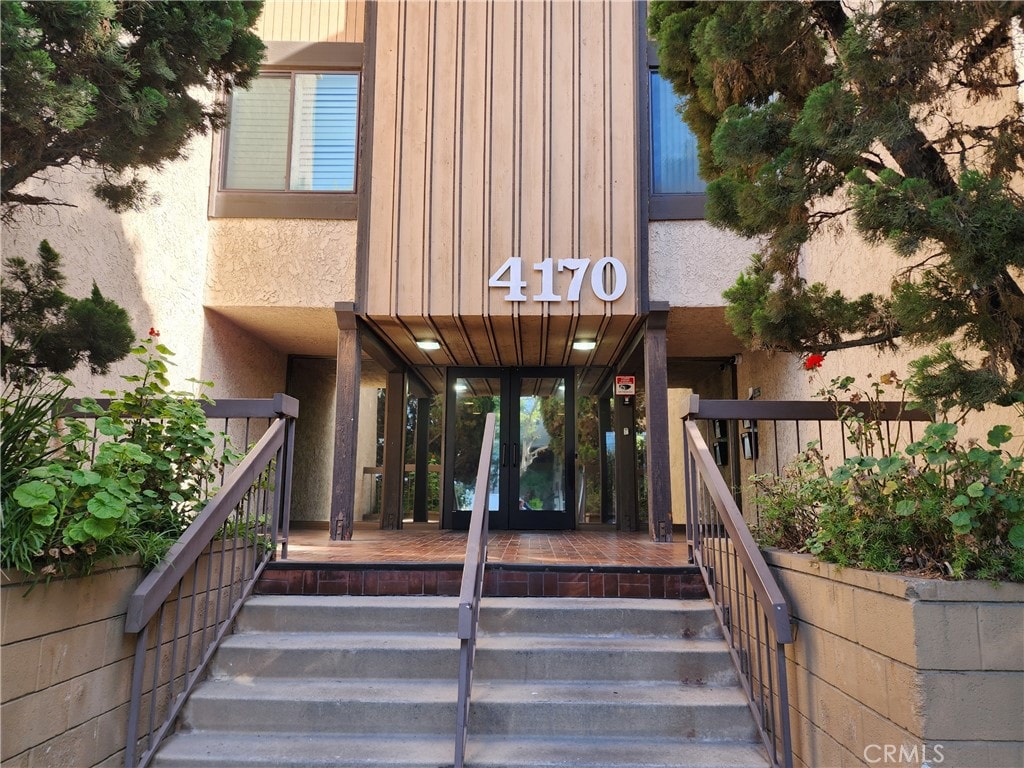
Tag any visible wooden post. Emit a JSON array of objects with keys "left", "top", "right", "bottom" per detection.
[
  {"left": 613, "top": 391, "right": 638, "bottom": 532},
  {"left": 413, "top": 396, "right": 430, "bottom": 522},
  {"left": 645, "top": 303, "right": 672, "bottom": 542},
  {"left": 330, "top": 303, "right": 361, "bottom": 540},
  {"left": 379, "top": 370, "right": 407, "bottom": 529}
]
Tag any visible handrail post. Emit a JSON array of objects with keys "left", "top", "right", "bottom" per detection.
[
  {"left": 122, "top": 396, "right": 298, "bottom": 768},
  {"left": 454, "top": 413, "right": 496, "bottom": 768}
]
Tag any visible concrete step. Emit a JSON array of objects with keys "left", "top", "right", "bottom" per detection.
[
  {"left": 479, "top": 597, "right": 721, "bottom": 639},
  {"left": 474, "top": 635, "right": 736, "bottom": 684},
  {"left": 469, "top": 681, "right": 757, "bottom": 740},
  {"left": 153, "top": 732, "right": 769, "bottom": 768},
  {"left": 210, "top": 630, "right": 732, "bottom": 685},
  {"left": 181, "top": 677, "right": 754, "bottom": 741},
  {"left": 181, "top": 678, "right": 457, "bottom": 734},
  {"left": 211, "top": 631, "right": 461, "bottom": 679},
  {"left": 156, "top": 596, "right": 769, "bottom": 768},
  {"left": 234, "top": 595, "right": 458, "bottom": 634}
]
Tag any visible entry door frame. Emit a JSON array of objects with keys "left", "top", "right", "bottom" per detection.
[{"left": 441, "top": 367, "right": 576, "bottom": 531}]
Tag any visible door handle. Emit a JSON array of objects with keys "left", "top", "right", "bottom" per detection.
[
  {"left": 512, "top": 443, "right": 520, "bottom": 467},
  {"left": 500, "top": 442, "right": 508, "bottom": 467}
]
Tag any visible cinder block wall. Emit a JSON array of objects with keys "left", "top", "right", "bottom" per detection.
[
  {"left": 1, "top": 560, "right": 143, "bottom": 767},
  {"left": 765, "top": 549, "right": 1024, "bottom": 768}
]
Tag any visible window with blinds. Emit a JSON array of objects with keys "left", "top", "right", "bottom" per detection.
[
  {"left": 649, "top": 71, "right": 705, "bottom": 196},
  {"left": 223, "top": 72, "right": 359, "bottom": 193}
]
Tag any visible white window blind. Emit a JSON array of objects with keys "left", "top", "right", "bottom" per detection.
[
  {"left": 224, "top": 75, "right": 291, "bottom": 190},
  {"left": 290, "top": 74, "right": 359, "bottom": 191},
  {"left": 223, "top": 72, "right": 358, "bottom": 192}
]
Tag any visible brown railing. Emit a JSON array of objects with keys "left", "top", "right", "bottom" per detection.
[
  {"left": 120, "top": 394, "right": 298, "bottom": 768},
  {"left": 682, "top": 396, "right": 932, "bottom": 768},
  {"left": 454, "top": 412, "right": 497, "bottom": 768}
]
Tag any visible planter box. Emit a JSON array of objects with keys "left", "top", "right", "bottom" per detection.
[
  {"left": 1, "top": 558, "right": 143, "bottom": 768},
  {"left": 764, "top": 548, "right": 1024, "bottom": 768}
]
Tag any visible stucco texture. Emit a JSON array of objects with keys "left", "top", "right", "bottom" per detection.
[
  {"left": 1, "top": 135, "right": 286, "bottom": 399},
  {"left": 648, "top": 220, "right": 754, "bottom": 307}
]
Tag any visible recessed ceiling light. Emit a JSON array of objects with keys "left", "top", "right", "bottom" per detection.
[
  {"left": 416, "top": 339, "right": 441, "bottom": 351},
  {"left": 572, "top": 339, "right": 597, "bottom": 351}
]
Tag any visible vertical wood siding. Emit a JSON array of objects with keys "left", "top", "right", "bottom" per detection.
[
  {"left": 365, "top": 0, "right": 639, "bottom": 367},
  {"left": 256, "top": 0, "right": 365, "bottom": 43}
]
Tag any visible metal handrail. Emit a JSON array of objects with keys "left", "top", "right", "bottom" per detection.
[
  {"left": 122, "top": 395, "right": 297, "bottom": 768},
  {"left": 454, "top": 412, "right": 497, "bottom": 768},
  {"left": 682, "top": 418, "right": 793, "bottom": 768},
  {"left": 684, "top": 420, "right": 792, "bottom": 641},
  {"left": 681, "top": 395, "right": 932, "bottom": 768}
]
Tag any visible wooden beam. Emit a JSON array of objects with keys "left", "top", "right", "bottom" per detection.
[
  {"left": 330, "top": 308, "right": 361, "bottom": 540},
  {"left": 644, "top": 304, "right": 672, "bottom": 542},
  {"left": 613, "top": 392, "right": 638, "bottom": 532},
  {"left": 379, "top": 370, "right": 407, "bottom": 529},
  {"left": 413, "top": 396, "right": 431, "bottom": 523}
]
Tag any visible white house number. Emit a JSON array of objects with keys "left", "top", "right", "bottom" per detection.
[{"left": 487, "top": 257, "right": 627, "bottom": 303}]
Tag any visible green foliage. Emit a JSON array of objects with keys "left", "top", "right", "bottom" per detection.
[
  {"left": 754, "top": 378, "right": 1024, "bottom": 582},
  {"left": 1, "top": 0, "right": 265, "bottom": 214},
  {"left": 1, "top": 240, "right": 133, "bottom": 383},
  {"left": 650, "top": 1, "right": 1024, "bottom": 410},
  {"left": 1, "top": 338, "right": 236, "bottom": 578}
]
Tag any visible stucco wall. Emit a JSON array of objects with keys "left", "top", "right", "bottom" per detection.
[
  {"left": 206, "top": 219, "right": 357, "bottom": 308},
  {"left": 1, "top": 138, "right": 287, "bottom": 400},
  {"left": 288, "top": 357, "right": 337, "bottom": 522},
  {"left": 648, "top": 220, "right": 754, "bottom": 308}
]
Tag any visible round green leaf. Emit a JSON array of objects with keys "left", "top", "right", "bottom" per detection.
[
  {"left": 1009, "top": 524, "right": 1024, "bottom": 549},
  {"left": 13, "top": 480, "right": 57, "bottom": 508},
  {"left": 987, "top": 425, "right": 1012, "bottom": 448},
  {"left": 894, "top": 500, "right": 916, "bottom": 516},
  {"left": 926, "top": 423, "right": 958, "bottom": 442},
  {"left": 30, "top": 504, "right": 58, "bottom": 526},
  {"left": 948, "top": 510, "right": 973, "bottom": 530},
  {"left": 87, "top": 491, "right": 127, "bottom": 519},
  {"left": 966, "top": 481, "right": 985, "bottom": 498},
  {"left": 96, "top": 416, "right": 126, "bottom": 437},
  {"left": 82, "top": 516, "right": 117, "bottom": 539},
  {"left": 71, "top": 469, "right": 102, "bottom": 486}
]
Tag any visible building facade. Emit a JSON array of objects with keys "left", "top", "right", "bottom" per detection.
[{"left": 3, "top": 0, "right": 1018, "bottom": 544}]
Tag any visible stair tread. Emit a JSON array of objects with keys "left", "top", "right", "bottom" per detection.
[
  {"left": 155, "top": 731, "right": 769, "bottom": 768},
  {"left": 221, "top": 631, "right": 723, "bottom": 651},
  {"left": 221, "top": 631, "right": 459, "bottom": 647},
  {"left": 193, "top": 677, "right": 745, "bottom": 704}
]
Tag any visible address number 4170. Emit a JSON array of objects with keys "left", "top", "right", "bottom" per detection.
[{"left": 487, "top": 256, "right": 628, "bottom": 303}]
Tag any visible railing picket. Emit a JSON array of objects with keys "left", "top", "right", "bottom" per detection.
[
  {"left": 682, "top": 398, "right": 929, "bottom": 768},
  {"left": 116, "top": 396, "right": 298, "bottom": 767},
  {"left": 454, "top": 413, "right": 497, "bottom": 768}
]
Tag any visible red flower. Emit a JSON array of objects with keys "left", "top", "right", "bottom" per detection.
[
  {"left": 148, "top": 327, "right": 160, "bottom": 338},
  {"left": 803, "top": 353, "right": 825, "bottom": 370}
]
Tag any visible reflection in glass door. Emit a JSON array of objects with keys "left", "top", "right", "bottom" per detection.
[
  {"left": 442, "top": 369, "right": 575, "bottom": 531},
  {"left": 444, "top": 374, "right": 504, "bottom": 529},
  {"left": 510, "top": 376, "right": 572, "bottom": 530}
]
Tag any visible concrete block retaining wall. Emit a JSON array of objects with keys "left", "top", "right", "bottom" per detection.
[
  {"left": 1, "top": 560, "right": 143, "bottom": 768},
  {"left": 764, "top": 549, "right": 1024, "bottom": 768}
]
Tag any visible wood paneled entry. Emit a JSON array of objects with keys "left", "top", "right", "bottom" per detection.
[{"left": 443, "top": 368, "right": 576, "bottom": 531}]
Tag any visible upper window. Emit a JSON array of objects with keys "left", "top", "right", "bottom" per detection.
[
  {"left": 223, "top": 72, "right": 359, "bottom": 193},
  {"left": 648, "top": 70, "right": 705, "bottom": 220},
  {"left": 649, "top": 71, "right": 705, "bottom": 196}
]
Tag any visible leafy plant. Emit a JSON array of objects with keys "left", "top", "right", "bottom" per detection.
[
  {"left": 649, "top": 2, "right": 1024, "bottom": 411},
  {"left": 1, "top": 336, "right": 236, "bottom": 577},
  {"left": 754, "top": 385, "right": 1024, "bottom": 581},
  {"left": 1, "top": 240, "right": 133, "bottom": 384}
]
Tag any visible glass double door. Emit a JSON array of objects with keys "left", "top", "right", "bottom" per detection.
[{"left": 442, "top": 368, "right": 575, "bottom": 530}]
